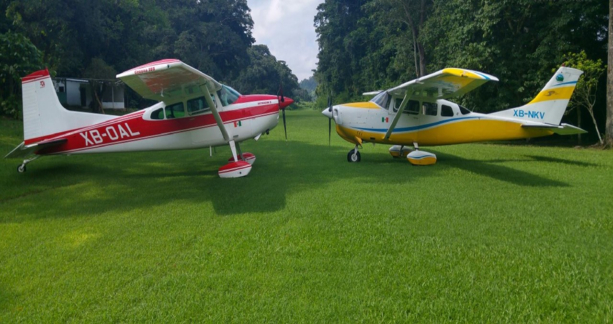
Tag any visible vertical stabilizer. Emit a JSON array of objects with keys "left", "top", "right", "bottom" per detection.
[
  {"left": 490, "top": 66, "right": 583, "bottom": 125},
  {"left": 21, "top": 69, "right": 114, "bottom": 144}
]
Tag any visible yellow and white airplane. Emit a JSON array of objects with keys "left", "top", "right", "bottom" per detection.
[{"left": 322, "top": 66, "right": 586, "bottom": 165}]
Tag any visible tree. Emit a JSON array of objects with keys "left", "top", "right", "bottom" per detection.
[
  {"left": 83, "top": 58, "right": 118, "bottom": 114},
  {"left": 373, "top": 0, "right": 432, "bottom": 77},
  {"left": 233, "top": 45, "right": 301, "bottom": 101},
  {"left": 0, "top": 31, "right": 43, "bottom": 118},
  {"left": 607, "top": 0, "right": 613, "bottom": 147},
  {"left": 564, "top": 51, "right": 607, "bottom": 145}
]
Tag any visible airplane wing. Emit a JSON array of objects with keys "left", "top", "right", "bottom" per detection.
[
  {"left": 522, "top": 123, "right": 587, "bottom": 135},
  {"left": 383, "top": 68, "right": 498, "bottom": 140},
  {"left": 117, "top": 59, "right": 222, "bottom": 103},
  {"left": 117, "top": 59, "right": 231, "bottom": 142},
  {"left": 5, "top": 139, "right": 67, "bottom": 159},
  {"left": 363, "top": 90, "right": 383, "bottom": 96},
  {"left": 386, "top": 68, "right": 499, "bottom": 99}
]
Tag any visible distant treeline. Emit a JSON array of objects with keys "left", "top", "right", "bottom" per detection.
[
  {"left": 0, "top": 0, "right": 309, "bottom": 116},
  {"left": 314, "top": 0, "right": 609, "bottom": 131}
]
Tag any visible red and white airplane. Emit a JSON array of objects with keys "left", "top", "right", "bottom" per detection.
[{"left": 5, "top": 59, "right": 293, "bottom": 178}]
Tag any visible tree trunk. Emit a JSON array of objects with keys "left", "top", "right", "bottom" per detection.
[
  {"left": 606, "top": 0, "right": 613, "bottom": 147},
  {"left": 417, "top": 42, "right": 427, "bottom": 76},
  {"left": 577, "top": 109, "right": 582, "bottom": 144},
  {"left": 588, "top": 108, "right": 604, "bottom": 145}
]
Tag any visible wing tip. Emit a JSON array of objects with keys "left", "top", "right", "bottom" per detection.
[{"left": 117, "top": 59, "right": 183, "bottom": 78}]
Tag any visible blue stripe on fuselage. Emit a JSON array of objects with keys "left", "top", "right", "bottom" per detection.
[{"left": 353, "top": 116, "right": 479, "bottom": 134}]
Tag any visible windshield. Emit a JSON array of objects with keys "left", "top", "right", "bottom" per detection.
[
  {"left": 370, "top": 91, "right": 390, "bottom": 109},
  {"left": 459, "top": 105, "right": 471, "bottom": 115},
  {"left": 218, "top": 85, "right": 241, "bottom": 106}
]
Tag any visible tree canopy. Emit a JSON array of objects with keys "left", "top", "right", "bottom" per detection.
[{"left": 0, "top": 0, "right": 304, "bottom": 116}]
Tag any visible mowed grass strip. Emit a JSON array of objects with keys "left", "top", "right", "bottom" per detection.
[{"left": 1, "top": 110, "right": 612, "bottom": 323}]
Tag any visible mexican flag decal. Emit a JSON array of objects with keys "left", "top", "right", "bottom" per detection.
[
  {"left": 381, "top": 117, "right": 389, "bottom": 123},
  {"left": 233, "top": 121, "right": 242, "bottom": 127}
]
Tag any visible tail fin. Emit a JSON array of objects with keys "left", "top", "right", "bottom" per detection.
[
  {"left": 490, "top": 66, "right": 583, "bottom": 125},
  {"left": 21, "top": 69, "right": 113, "bottom": 144}
]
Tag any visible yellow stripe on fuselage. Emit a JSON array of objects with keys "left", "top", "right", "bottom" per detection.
[
  {"left": 526, "top": 86, "right": 575, "bottom": 105},
  {"left": 337, "top": 118, "right": 553, "bottom": 146},
  {"left": 343, "top": 102, "right": 380, "bottom": 109}
]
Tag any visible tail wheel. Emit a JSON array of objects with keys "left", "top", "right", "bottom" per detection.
[
  {"left": 17, "top": 164, "right": 26, "bottom": 173},
  {"left": 347, "top": 149, "right": 361, "bottom": 162}
]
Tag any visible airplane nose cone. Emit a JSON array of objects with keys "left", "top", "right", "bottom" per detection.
[
  {"left": 322, "top": 108, "right": 332, "bottom": 119},
  {"left": 279, "top": 97, "right": 294, "bottom": 109}
]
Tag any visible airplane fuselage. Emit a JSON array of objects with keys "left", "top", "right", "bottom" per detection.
[
  {"left": 329, "top": 99, "right": 553, "bottom": 147},
  {"left": 32, "top": 95, "right": 281, "bottom": 156}
]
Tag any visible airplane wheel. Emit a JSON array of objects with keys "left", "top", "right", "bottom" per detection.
[
  {"left": 347, "top": 149, "right": 361, "bottom": 162},
  {"left": 17, "top": 164, "right": 26, "bottom": 173}
]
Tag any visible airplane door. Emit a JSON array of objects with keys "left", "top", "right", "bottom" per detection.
[
  {"left": 416, "top": 101, "right": 439, "bottom": 144},
  {"left": 402, "top": 99, "right": 421, "bottom": 143}
]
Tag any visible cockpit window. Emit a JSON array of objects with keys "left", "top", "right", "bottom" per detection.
[
  {"left": 151, "top": 108, "right": 164, "bottom": 120},
  {"left": 459, "top": 105, "right": 471, "bottom": 115},
  {"left": 404, "top": 100, "right": 420, "bottom": 114},
  {"left": 392, "top": 98, "right": 404, "bottom": 113},
  {"left": 370, "top": 91, "right": 390, "bottom": 109},
  {"left": 217, "top": 85, "right": 241, "bottom": 106},
  {"left": 441, "top": 105, "right": 454, "bottom": 117},
  {"left": 187, "top": 96, "right": 211, "bottom": 115},
  {"left": 165, "top": 102, "right": 185, "bottom": 119},
  {"left": 423, "top": 102, "right": 437, "bottom": 116}
]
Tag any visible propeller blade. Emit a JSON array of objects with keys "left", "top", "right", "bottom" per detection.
[
  {"left": 282, "top": 107, "right": 287, "bottom": 140},
  {"left": 328, "top": 117, "right": 331, "bottom": 146},
  {"left": 327, "top": 92, "right": 332, "bottom": 146}
]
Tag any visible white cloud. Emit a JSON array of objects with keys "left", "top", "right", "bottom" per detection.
[{"left": 248, "top": 0, "right": 323, "bottom": 81}]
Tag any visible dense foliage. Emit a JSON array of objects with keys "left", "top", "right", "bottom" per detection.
[
  {"left": 314, "top": 0, "right": 609, "bottom": 136},
  {"left": 0, "top": 31, "right": 43, "bottom": 118},
  {"left": 0, "top": 0, "right": 302, "bottom": 116}
]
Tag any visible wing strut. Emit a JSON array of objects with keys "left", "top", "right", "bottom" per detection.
[
  {"left": 201, "top": 85, "right": 230, "bottom": 142},
  {"left": 384, "top": 92, "right": 411, "bottom": 140}
]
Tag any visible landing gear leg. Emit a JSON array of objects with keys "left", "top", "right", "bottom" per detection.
[
  {"left": 228, "top": 140, "right": 239, "bottom": 162},
  {"left": 347, "top": 145, "right": 361, "bottom": 162},
  {"left": 227, "top": 141, "right": 256, "bottom": 166},
  {"left": 236, "top": 141, "right": 244, "bottom": 161},
  {"left": 413, "top": 142, "right": 419, "bottom": 151},
  {"left": 17, "top": 155, "right": 40, "bottom": 173}
]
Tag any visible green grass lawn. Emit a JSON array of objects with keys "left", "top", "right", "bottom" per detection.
[{"left": 1, "top": 110, "right": 612, "bottom": 323}]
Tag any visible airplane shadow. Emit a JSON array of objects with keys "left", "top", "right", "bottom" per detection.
[
  {"left": 523, "top": 155, "right": 598, "bottom": 168},
  {"left": 434, "top": 152, "right": 568, "bottom": 187},
  {"left": 0, "top": 140, "right": 577, "bottom": 221}
]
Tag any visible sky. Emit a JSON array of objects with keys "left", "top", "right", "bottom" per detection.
[{"left": 247, "top": 0, "right": 324, "bottom": 81}]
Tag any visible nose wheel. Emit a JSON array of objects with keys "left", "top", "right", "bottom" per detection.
[{"left": 347, "top": 146, "right": 361, "bottom": 162}]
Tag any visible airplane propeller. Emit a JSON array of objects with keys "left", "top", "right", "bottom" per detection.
[
  {"left": 277, "top": 83, "right": 287, "bottom": 140},
  {"left": 328, "top": 94, "right": 332, "bottom": 146}
]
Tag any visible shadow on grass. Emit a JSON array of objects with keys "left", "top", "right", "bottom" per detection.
[
  {"left": 524, "top": 155, "right": 598, "bottom": 167},
  {"left": 0, "top": 139, "right": 571, "bottom": 220},
  {"left": 436, "top": 152, "right": 568, "bottom": 187}
]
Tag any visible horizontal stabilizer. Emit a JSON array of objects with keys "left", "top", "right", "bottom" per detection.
[
  {"left": 521, "top": 123, "right": 587, "bottom": 135},
  {"left": 5, "top": 138, "right": 67, "bottom": 159}
]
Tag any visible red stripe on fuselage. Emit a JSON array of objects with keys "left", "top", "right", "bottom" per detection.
[{"left": 38, "top": 102, "right": 279, "bottom": 155}]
